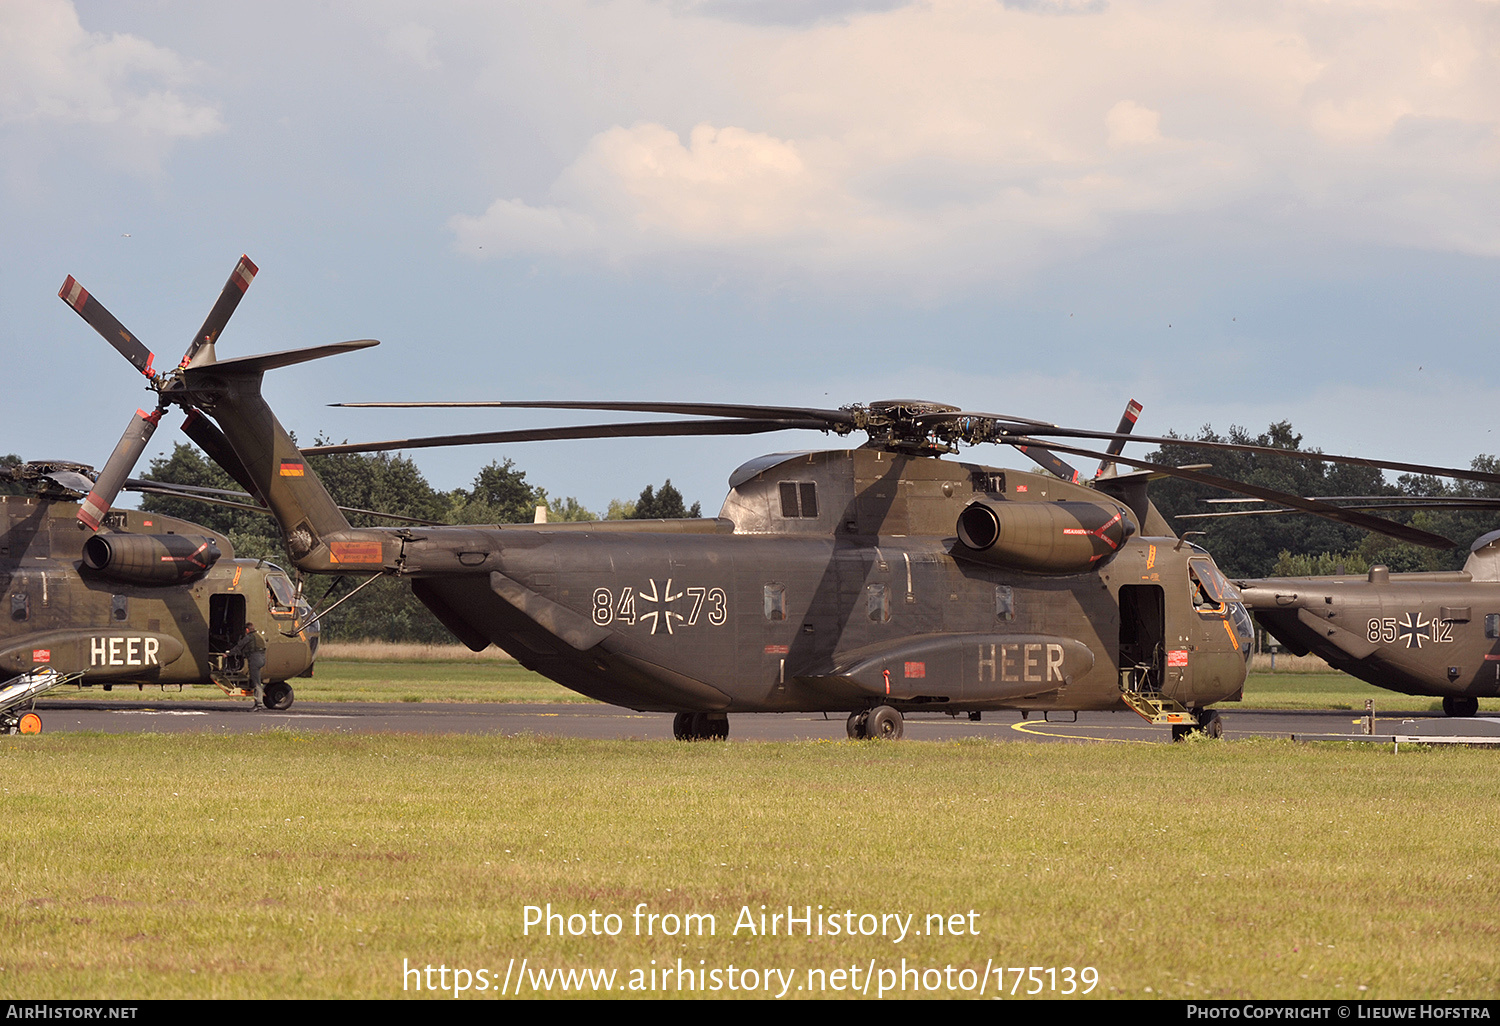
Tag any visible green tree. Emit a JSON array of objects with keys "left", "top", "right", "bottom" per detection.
[
  {"left": 1, "top": 454, "right": 28, "bottom": 496},
  {"left": 629, "top": 479, "right": 701, "bottom": 519},
  {"left": 1145, "top": 425, "right": 1500, "bottom": 578}
]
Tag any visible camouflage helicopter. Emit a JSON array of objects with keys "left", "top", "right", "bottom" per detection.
[
  {"left": 56, "top": 257, "right": 1500, "bottom": 740},
  {"left": 0, "top": 458, "right": 319, "bottom": 728}
]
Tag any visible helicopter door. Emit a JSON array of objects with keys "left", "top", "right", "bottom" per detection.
[
  {"left": 209, "top": 594, "right": 246, "bottom": 653},
  {"left": 1118, "top": 585, "right": 1165, "bottom": 693}
]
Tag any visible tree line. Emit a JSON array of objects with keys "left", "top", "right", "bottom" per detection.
[{"left": 1140, "top": 422, "right": 1500, "bottom": 578}]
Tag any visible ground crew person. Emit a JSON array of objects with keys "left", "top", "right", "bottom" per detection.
[{"left": 230, "top": 622, "right": 268, "bottom": 710}]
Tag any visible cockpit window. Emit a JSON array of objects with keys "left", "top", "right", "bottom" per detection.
[
  {"left": 267, "top": 574, "right": 297, "bottom": 615},
  {"left": 1188, "top": 560, "right": 1226, "bottom": 614}
]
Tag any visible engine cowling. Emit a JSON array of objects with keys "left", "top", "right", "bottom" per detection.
[
  {"left": 81, "top": 533, "right": 222, "bottom": 585},
  {"left": 955, "top": 499, "right": 1134, "bottom": 573}
]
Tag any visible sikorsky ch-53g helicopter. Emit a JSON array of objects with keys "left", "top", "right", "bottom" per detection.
[
  {"left": 56, "top": 256, "right": 1500, "bottom": 740},
  {"left": 1, "top": 458, "right": 319, "bottom": 730}
]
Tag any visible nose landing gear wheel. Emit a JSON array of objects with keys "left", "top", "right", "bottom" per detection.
[
  {"left": 262, "top": 682, "right": 294, "bottom": 711},
  {"left": 846, "top": 711, "right": 868, "bottom": 739}
]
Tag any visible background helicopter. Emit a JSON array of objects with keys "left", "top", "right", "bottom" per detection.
[
  {"left": 56, "top": 257, "right": 1500, "bottom": 740},
  {"left": 0, "top": 458, "right": 319, "bottom": 727},
  {"left": 1169, "top": 490, "right": 1500, "bottom": 717}
]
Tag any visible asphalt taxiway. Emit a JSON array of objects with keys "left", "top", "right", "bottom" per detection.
[{"left": 24, "top": 698, "right": 1500, "bottom": 745}]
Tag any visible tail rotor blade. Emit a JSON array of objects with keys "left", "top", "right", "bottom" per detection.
[
  {"left": 1095, "top": 399, "right": 1143, "bottom": 478},
  {"left": 78, "top": 409, "right": 162, "bottom": 530},
  {"left": 181, "top": 255, "right": 258, "bottom": 368},
  {"left": 58, "top": 276, "right": 157, "bottom": 379}
]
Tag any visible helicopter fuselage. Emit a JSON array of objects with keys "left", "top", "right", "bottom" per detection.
[
  {"left": 0, "top": 496, "right": 317, "bottom": 687},
  {"left": 308, "top": 449, "right": 1253, "bottom": 717}
]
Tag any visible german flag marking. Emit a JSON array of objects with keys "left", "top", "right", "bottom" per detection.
[{"left": 279, "top": 462, "right": 305, "bottom": 477}]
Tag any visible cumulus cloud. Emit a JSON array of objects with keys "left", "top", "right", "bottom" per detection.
[
  {"left": 448, "top": 0, "right": 1500, "bottom": 293},
  {"left": 0, "top": 0, "right": 222, "bottom": 155}
]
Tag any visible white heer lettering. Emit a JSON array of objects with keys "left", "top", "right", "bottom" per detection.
[
  {"left": 127, "top": 637, "right": 141, "bottom": 666},
  {"left": 1047, "top": 644, "right": 1065, "bottom": 681},
  {"left": 144, "top": 637, "right": 160, "bottom": 664},
  {"left": 109, "top": 637, "right": 124, "bottom": 666},
  {"left": 1001, "top": 644, "right": 1019, "bottom": 681},
  {"left": 976, "top": 644, "right": 996, "bottom": 682},
  {"left": 91, "top": 637, "right": 107, "bottom": 666},
  {"left": 1023, "top": 643, "right": 1041, "bottom": 682}
]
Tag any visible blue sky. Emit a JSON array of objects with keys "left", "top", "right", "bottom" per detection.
[{"left": 3, "top": 0, "right": 1497, "bottom": 515}]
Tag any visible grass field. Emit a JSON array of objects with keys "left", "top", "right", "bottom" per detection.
[{"left": 1, "top": 732, "right": 1496, "bottom": 1000}]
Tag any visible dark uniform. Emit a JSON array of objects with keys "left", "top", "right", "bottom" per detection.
[{"left": 230, "top": 623, "right": 268, "bottom": 708}]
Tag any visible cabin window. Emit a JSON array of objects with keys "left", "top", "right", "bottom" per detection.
[
  {"left": 995, "top": 585, "right": 1014, "bottom": 621},
  {"left": 11, "top": 592, "right": 28, "bottom": 622},
  {"left": 764, "top": 583, "right": 786, "bottom": 621},
  {"left": 778, "top": 482, "right": 819, "bottom": 519},
  {"left": 867, "top": 583, "right": 890, "bottom": 623},
  {"left": 1487, "top": 614, "right": 1500, "bottom": 640},
  {"left": 970, "top": 471, "right": 1005, "bottom": 494}
]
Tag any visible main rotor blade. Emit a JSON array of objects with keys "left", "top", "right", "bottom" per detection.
[
  {"left": 124, "top": 481, "right": 443, "bottom": 526},
  {"left": 182, "top": 254, "right": 258, "bottom": 368},
  {"left": 1008, "top": 436, "right": 1459, "bottom": 549},
  {"left": 303, "top": 417, "right": 832, "bottom": 456},
  {"left": 333, "top": 399, "right": 862, "bottom": 429},
  {"left": 58, "top": 276, "right": 157, "bottom": 379},
  {"left": 180, "top": 407, "right": 262, "bottom": 498},
  {"left": 79, "top": 409, "right": 161, "bottom": 530},
  {"left": 1002, "top": 425, "right": 1500, "bottom": 487},
  {"left": 1012, "top": 444, "right": 1082, "bottom": 483},
  {"left": 1179, "top": 497, "right": 1500, "bottom": 520}
]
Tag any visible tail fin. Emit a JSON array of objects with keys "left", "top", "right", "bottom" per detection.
[{"left": 180, "top": 341, "right": 380, "bottom": 571}]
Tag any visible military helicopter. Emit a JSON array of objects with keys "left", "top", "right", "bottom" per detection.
[
  {"left": 1168, "top": 493, "right": 1500, "bottom": 716},
  {"left": 1232, "top": 535, "right": 1500, "bottom": 717},
  {"left": 55, "top": 257, "right": 1500, "bottom": 740},
  {"left": 0, "top": 459, "right": 319, "bottom": 728}
]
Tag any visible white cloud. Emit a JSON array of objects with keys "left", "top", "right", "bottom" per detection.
[
  {"left": 435, "top": 1, "right": 1500, "bottom": 293},
  {"left": 0, "top": 0, "right": 222, "bottom": 150}
]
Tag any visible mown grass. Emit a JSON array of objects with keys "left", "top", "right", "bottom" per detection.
[{"left": 1, "top": 732, "right": 1497, "bottom": 1000}]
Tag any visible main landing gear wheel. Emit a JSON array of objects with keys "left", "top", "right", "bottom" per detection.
[
  {"left": 672, "top": 712, "right": 729, "bottom": 740},
  {"left": 866, "top": 705, "right": 904, "bottom": 740},
  {"left": 1200, "top": 710, "right": 1223, "bottom": 739},
  {"left": 263, "top": 682, "right": 294, "bottom": 711},
  {"left": 1443, "top": 695, "right": 1479, "bottom": 717}
]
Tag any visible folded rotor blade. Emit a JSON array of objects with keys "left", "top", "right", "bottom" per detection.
[
  {"left": 1013, "top": 444, "right": 1082, "bottom": 483},
  {"left": 1009, "top": 436, "right": 1458, "bottom": 549},
  {"left": 58, "top": 276, "right": 157, "bottom": 379},
  {"left": 78, "top": 409, "right": 161, "bottom": 530},
  {"left": 180, "top": 407, "right": 262, "bottom": 498},
  {"left": 1007, "top": 426, "right": 1500, "bottom": 487},
  {"left": 124, "top": 480, "right": 443, "bottom": 526},
  {"left": 304, "top": 417, "right": 831, "bottom": 456},
  {"left": 333, "top": 399, "right": 862, "bottom": 429},
  {"left": 181, "top": 255, "right": 258, "bottom": 368}
]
